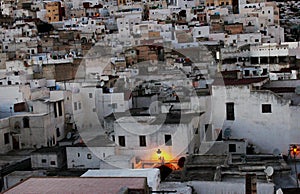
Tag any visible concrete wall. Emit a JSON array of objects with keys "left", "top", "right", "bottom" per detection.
[
  {"left": 149, "top": 9, "right": 170, "bottom": 21},
  {"left": 41, "top": 63, "right": 80, "bottom": 81},
  {"left": 0, "top": 86, "right": 24, "bottom": 118},
  {"left": 193, "top": 26, "right": 210, "bottom": 39},
  {"left": 66, "top": 146, "right": 115, "bottom": 169},
  {"left": 114, "top": 115, "right": 200, "bottom": 161},
  {"left": 3, "top": 171, "right": 46, "bottom": 191},
  {"left": 0, "top": 118, "right": 12, "bottom": 153},
  {"left": 199, "top": 141, "right": 247, "bottom": 155},
  {"left": 100, "top": 156, "right": 135, "bottom": 169},
  {"left": 96, "top": 90, "right": 128, "bottom": 121},
  {"left": 9, "top": 111, "right": 64, "bottom": 149},
  {"left": 31, "top": 151, "right": 64, "bottom": 169},
  {"left": 211, "top": 85, "right": 300, "bottom": 154},
  {"left": 189, "top": 181, "right": 274, "bottom": 194},
  {"left": 250, "top": 44, "right": 289, "bottom": 57}
]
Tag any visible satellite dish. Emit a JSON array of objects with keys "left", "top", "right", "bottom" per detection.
[
  {"left": 66, "top": 132, "right": 72, "bottom": 140},
  {"left": 264, "top": 166, "right": 274, "bottom": 177},
  {"left": 72, "top": 87, "right": 80, "bottom": 93},
  {"left": 224, "top": 128, "right": 231, "bottom": 139},
  {"left": 100, "top": 80, "right": 105, "bottom": 87},
  {"left": 273, "top": 148, "right": 281, "bottom": 156}
]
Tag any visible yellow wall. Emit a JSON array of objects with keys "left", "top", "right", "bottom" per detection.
[
  {"left": 46, "top": 2, "right": 61, "bottom": 23},
  {"left": 206, "top": 0, "right": 232, "bottom": 6}
]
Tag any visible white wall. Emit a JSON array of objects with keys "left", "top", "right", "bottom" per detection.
[
  {"left": 114, "top": 115, "right": 200, "bottom": 161},
  {"left": 192, "top": 26, "right": 210, "bottom": 39},
  {"left": 211, "top": 85, "right": 300, "bottom": 154},
  {"left": 0, "top": 86, "right": 24, "bottom": 118},
  {"left": 149, "top": 9, "right": 170, "bottom": 21},
  {"left": 250, "top": 44, "right": 289, "bottom": 57},
  {"left": 177, "top": 0, "right": 195, "bottom": 8},
  {"left": 96, "top": 90, "right": 128, "bottom": 121},
  {"left": 31, "top": 152, "right": 61, "bottom": 169},
  {"left": 190, "top": 181, "right": 274, "bottom": 194},
  {"left": 66, "top": 146, "right": 115, "bottom": 169}
]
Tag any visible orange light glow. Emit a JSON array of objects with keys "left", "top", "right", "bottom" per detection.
[
  {"left": 292, "top": 145, "right": 298, "bottom": 155},
  {"left": 152, "top": 149, "right": 175, "bottom": 162}
]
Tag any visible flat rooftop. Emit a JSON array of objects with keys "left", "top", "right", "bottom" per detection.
[{"left": 4, "top": 177, "right": 148, "bottom": 194}]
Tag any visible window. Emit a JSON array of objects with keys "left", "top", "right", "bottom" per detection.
[
  {"left": 139, "top": 136, "right": 146, "bottom": 147},
  {"left": 255, "top": 39, "right": 259, "bottom": 42},
  {"left": 198, "top": 31, "right": 201, "bottom": 35},
  {"left": 50, "top": 161, "right": 56, "bottom": 165},
  {"left": 165, "top": 134, "right": 172, "bottom": 146},
  {"left": 205, "top": 124, "right": 209, "bottom": 134},
  {"left": 262, "top": 104, "right": 272, "bottom": 113},
  {"left": 41, "top": 159, "right": 47, "bottom": 163},
  {"left": 226, "top": 103, "right": 235, "bottom": 120},
  {"left": 229, "top": 144, "right": 236, "bottom": 152},
  {"left": 74, "top": 102, "right": 77, "bottom": 111},
  {"left": 54, "top": 103, "right": 57, "bottom": 118},
  {"left": 245, "top": 70, "right": 250, "bottom": 76},
  {"left": 56, "top": 128, "right": 60, "bottom": 137},
  {"left": 118, "top": 136, "right": 125, "bottom": 147},
  {"left": 111, "top": 103, "right": 117, "bottom": 109},
  {"left": 87, "top": 153, "right": 92, "bottom": 159},
  {"left": 77, "top": 153, "right": 80, "bottom": 157},
  {"left": 89, "top": 93, "right": 93, "bottom": 98},
  {"left": 78, "top": 102, "right": 81, "bottom": 110},
  {"left": 4, "top": 133, "right": 9, "bottom": 144},
  {"left": 23, "top": 117, "right": 30, "bottom": 128},
  {"left": 58, "top": 101, "right": 62, "bottom": 116}
]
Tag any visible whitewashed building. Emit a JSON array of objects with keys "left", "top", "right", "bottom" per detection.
[
  {"left": 66, "top": 135, "right": 115, "bottom": 169},
  {"left": 113, "top": 113, "right": 202, "bottom": 167},
  {"left": 211, "top": 76, "right": 300, "bottom": 154}
]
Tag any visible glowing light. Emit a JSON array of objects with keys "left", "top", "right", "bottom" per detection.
[
  {"left": 293, "top": 145, "right": 298, "bottom": 155},
  {"left": 156, "top": 149, "right": 162, "bottom": 159}
]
